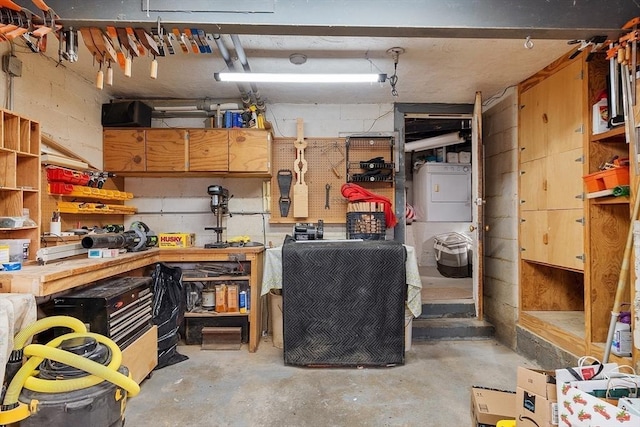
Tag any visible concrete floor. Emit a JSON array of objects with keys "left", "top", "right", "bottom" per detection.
[{"left": 124, "top": 338, "right": 537, "bottom": 426}]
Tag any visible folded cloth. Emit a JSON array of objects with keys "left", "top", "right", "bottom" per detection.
[{"left": 341, "top": 183, "right": 398, "bottom": 228}]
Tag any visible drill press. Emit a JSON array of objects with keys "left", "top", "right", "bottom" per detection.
[{"left": 204, "top": 185, "right": 231, "bottom": 248}]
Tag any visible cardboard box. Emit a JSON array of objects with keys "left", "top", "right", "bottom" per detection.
[
  {"left": 447, "top": 152, "right": 459, "bottom": 163},
  {"left": 516, "top": 367, "right": 558, "bottom": 426},
  {"left": 159, "top": 233, "right": 196, "bottom": 248},
  {"left": 471, "top": 386, "right": 516, "bottom": 426},
  {"left": 459, "top": 151, "right": 471, "bottom": 163}
]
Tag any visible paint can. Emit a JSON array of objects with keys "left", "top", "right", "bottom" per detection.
[{"left": 201, "top": 289, "right": 216, "bottom": 310}]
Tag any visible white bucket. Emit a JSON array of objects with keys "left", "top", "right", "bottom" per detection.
[{"left": 405, "top": 307, "right": 413, "bottom": 352}]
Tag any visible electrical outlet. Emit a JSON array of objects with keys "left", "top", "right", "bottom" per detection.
[{"left": 2, "top": 55, "right": 22, "bottom": 77}]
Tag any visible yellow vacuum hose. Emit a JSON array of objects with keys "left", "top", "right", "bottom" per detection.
[
  {"left": 12, "top": 315, "right": 87, "bottom": 350},
  {"left": 3, "top": 332, "right": 138, "bottom": 406},
  {"left": 24, "top": 332, "right": 125, "bottom": 394},
  {"left": 23, "top": 344, "right": 139, "bottom": 396},
  {"left": 1, "top": 316, "right": 141, "bottom": 425}
]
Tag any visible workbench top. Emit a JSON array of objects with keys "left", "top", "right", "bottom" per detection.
[{"left": 0, "top": 246, "right": 265, "bottom": 297}]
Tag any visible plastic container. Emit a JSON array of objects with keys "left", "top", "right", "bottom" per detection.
[
  {"left": 601, "top": 166, "right": 630, "bottom": 189},
  {"left": 0, "top": 239, "right": 30, "bottom": 262},
  {"left": 582, "top": 170, "right": 607, "bottom": 193},
  {"left": 346, "top": 212, "right": 386, "bottom": 240},
  {"left": 434, "top": 232, "right": 472, "bottom": 278}
]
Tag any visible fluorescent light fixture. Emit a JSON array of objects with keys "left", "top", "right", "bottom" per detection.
[
  {"left": 214, "top": 72, "right": 387, "bottom": 83},
  {"left": 404, "top": 132, "right": 466, "bottom": 152}
]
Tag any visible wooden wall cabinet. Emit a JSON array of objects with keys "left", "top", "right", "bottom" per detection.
[
  {"left": 0, "top": 110, "right": 40, "bottom": 261},
  {"left": 518, "top": 50, "right": 638, "bottom": 366},
  {"left": 519, "top": 55, "right": 585, "bottom": 271},
  {"left": 229, "top": 129, "right": 272, "bottom": 173},
  {"left": 189, "top": 129, "right": 228, "bottom": 172},
  {"left": 104, "top": 128, "right": 271, "bottom": 176}
]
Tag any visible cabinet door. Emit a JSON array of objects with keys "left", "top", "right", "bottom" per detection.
[
  {"left": 103, "top": 129, "right": 145, "bottom": 172},
  {"left": 520, "top": 158, "right": 546, "bottom": 211},
  {"left": 546, "top": 59, "right": 584, "bottom": 155},
  {"left": 189, "top": 130, "right": 228, "bottom": 172},
  {"left": 520, "top": 210, "right": 548, "bottom": 264},
  {"left": 228, "top": 129, "right": 271, "bottom": 173},
  {"left": 146, "top": 129, "right": 188, "bottom": 172},
  {"left": 519, "top": 83, "right": 547, "bottom": 163},
  {"left": 546, "top": 148, "right": 584, "bottom": 210},
  {"left": 547, "top": 209, "right": 584, "bottom": 271}
]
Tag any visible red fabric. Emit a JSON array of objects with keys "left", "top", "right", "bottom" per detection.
[{"left": 340, "top": 183, "right": 398, "bottom": 228}]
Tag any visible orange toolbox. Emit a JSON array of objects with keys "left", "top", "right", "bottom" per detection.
[{"left": 582, "top": 166, "right": 629, "bottom": 193}]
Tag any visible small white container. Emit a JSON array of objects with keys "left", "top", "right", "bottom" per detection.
[
  {"left": 459, "top": 151, "right": 471, "bottom": 163},
  {"left": 0, "top": 239, "right": 30, "bottom": 262}
]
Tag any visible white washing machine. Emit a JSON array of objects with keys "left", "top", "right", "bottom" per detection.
[{"left": 413, "top": 163, "right": 472, "bottom": 222}]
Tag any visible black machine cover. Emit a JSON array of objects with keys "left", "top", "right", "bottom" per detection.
[{"left": 282, "top": 239, "right": 406, "bottom": 367}]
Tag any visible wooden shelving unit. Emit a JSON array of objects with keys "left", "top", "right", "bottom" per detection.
[
  {"left": 518, "top": 50, "right": 637, "bottom": 366},
  {"left": 0, "top": 110, "right": 41, "bottom": 261}
]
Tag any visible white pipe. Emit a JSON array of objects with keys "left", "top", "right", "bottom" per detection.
[{"left": 404, "top": 131, "right": 465, "bottom": 152}]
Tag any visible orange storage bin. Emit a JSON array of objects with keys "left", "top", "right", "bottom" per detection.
[
  {"left": 582, "top": 171, "right": 607, "bottom": 193},
  {"left": 601, "top": 166, "right": 629, "bottom": 189}
]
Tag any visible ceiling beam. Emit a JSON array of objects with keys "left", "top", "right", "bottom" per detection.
[{"left": 35, "top": 0, "right": 639, "bottom": 40}]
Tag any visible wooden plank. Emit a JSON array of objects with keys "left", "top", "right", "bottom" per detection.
[
  {"left": 188, "top": 129, "right": 228, "bottom": 172},
  {"left": 42, "top": 133, "right": 98, "bottom": 170},
  {"left": 520, "top": 260, "right": 584, "bottom": 311},
  {"left": 587, "top": 203, "right": 629, "bottom": 342},
  {"left": 201, "top": 326, "right": 242, "bottom": 350},
  {"left": 519, "top": 311, "right": 586, "bottom": 357},
  {"left": 121, "top": 325, "right": 157, "bottom": 384}
]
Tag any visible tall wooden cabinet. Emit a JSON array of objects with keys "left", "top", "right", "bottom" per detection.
[
  {"left": 518, "top": 51, "right": 638, "bottom": 366},
  {"left": 0, "top": 110, "right": 40, "bottom": 261}
]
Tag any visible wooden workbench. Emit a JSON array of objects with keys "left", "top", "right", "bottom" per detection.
[{"left": 0, "top": 246, "right": 265, "bottom": 352}]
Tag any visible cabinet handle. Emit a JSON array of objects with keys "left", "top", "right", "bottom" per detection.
[
  {"left": 542, "top": 233, "right": 548, "bottom": 245},
  {"left": 434, "top": 184, "right": 439, "bottom": 192},
  {"left": 542, "top": 179, "right": 547, "bottom": 191},
  {"left": 542, "top": 113, "right": 548, "bottom": 124},
  {"left": 133, "top": 155, "right": 142, "bottom": 164}
]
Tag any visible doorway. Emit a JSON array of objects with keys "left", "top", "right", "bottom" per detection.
[{"left": 394, "top": 101, "right": 483, "bottom": 315}]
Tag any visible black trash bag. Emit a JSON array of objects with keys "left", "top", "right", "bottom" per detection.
[{"left": 151, "top": 263, "right": 189, "bottom": 369}]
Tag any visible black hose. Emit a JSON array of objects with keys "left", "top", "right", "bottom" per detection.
[{"left": 81, "top": 232, "right": 137, "bottom": 249}]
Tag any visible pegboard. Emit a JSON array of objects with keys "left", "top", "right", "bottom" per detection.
[
  {"left": 270, "top": 138, "right": 347, "bottom": 224},
  {"left": 270, "top": 138, "right": 395, "bottom": 224}
]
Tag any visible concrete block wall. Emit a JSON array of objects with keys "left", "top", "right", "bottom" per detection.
[
  {"left": 128, "top": 103, "right": 394, "bottom": 246},
  {"left": 482, "top": 87, "right": 519, "bottom": 349},
  {"left": 0, "top": 45, "right": 108, "bottom": 168}
]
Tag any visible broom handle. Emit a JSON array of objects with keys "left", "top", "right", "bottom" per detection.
[{"left": 603, "top": 178, "right": 640, "bottom": 362}]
